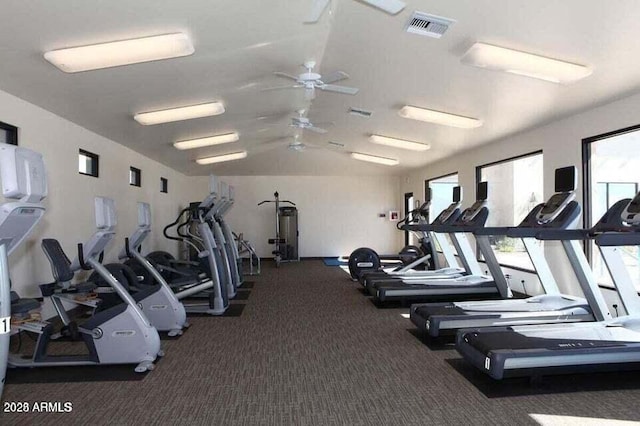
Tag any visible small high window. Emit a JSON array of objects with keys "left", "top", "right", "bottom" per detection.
[
  {"left": 79, "top": 149, "right": 99, "bottom": 177},
  {"left": 129, "top": 167, "right": 141, "bottom": 187},
  {"left": 161, "top": 177, "right": 168, "bottom": 193},
  {"left": 0, "top": 121, "right": 18, "bottom": 146}
]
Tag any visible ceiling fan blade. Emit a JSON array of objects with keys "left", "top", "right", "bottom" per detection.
[
  {"left": 307, "top": 126, "right": 328, "bottom": 134},
  {"left": 304, "top": 144, "right": 324, "bottom": 150},
  {"left": 319, "top": 84, "right": 359, "bottom": 95},
  {"left": 304, "top": 0, "right": 331, "bottom": 23},
  {"left": 274, "top": 71, "right": 300, "bottom": 81},
  {"left": 322, "top": 71, "right": 349, "bottom": 84},
  {"left": 252, "top": 138, "right": 290, "bottom": 154},
  {"left": 261, "top": 84, "right": 303, "bottom": 91},
  {"left": 312, "top": 121, "right": 335, "bottom": 127},
  {"left": 357, "top": 0, "right": 406, "bottom": 14}
]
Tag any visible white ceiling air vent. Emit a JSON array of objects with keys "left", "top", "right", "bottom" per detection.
[
  {"left": 348, "top": 107, "right": 373, "bottom": 118},
  {"left": 406, "top": 12, "right": 455, "bottom": 39}
]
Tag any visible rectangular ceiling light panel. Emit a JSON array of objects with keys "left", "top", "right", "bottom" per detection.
[
  {"left": 350, "top": 152, "right": 399, "bottom": 166},
  {"left": 196, "top": 151, "right": 247, "bottom": 165},
  {"left": 461, "top": 42, "right": 592, "bottom": 84},
  {"left": 174, "top": 132, "right": 239, "bottom": 150},
  {"left": 370, "top": 134, "right": 430, "bottom": 151},
  {"left": 399, "top": 106, "right": 482, "bottom": 128},
  {"left": 134, "top": 102, "right": 225, "bottom": 125},
  {"left": 44, "top": 33, "right": 194, "bottom": 73}
]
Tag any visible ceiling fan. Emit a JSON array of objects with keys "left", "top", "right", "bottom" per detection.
[
  {"left": 290, "top": 109, "right": 333, "bottom": 134},
  {"left": 266, "top": 61, "right": 359, "bottom": 100},
  {"left": 305, "top": 0, "right": 406, "bottom": 23},
  {"left": 254, "top": 134, "right": 345, "bottom": 153}
]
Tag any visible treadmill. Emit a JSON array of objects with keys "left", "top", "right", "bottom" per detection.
[
  {"left": 369, "top": 182, "right": 513, "bottom": 303},
  {"left": 456, "top": 191, "right": 640, "bottom": 380},
  {"left": 360, "top": 186, "right": 467, "bottom": 291},
  {"left": 410, "top": 167, "right": 612, "bottom": 337}
]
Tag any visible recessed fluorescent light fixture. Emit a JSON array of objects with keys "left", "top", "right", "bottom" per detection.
[
  {"left": 350, "top": 152, "right": 399, "bottom": 166},
  {"left": 196, "top": 151, "right": 247, "bottom": 165},
  {"left": 174, "top": 132, "right": 239, "bottom": 150},
  {"left": 44, "top": 33, "right": 194, "bottom": 73},
  {"left": 370, "top": 134, "right": 430, "bottom": 152},
  {"left": 134, "top": 102, "right": 225, "bottom": 125},
  {"left": 399, "top": 106, "right": 482, "bottom": 129},
  {"left": 461, "top": 42, "right": 592, "bottom": 84}
]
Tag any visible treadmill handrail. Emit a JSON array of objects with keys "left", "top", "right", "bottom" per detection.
[
  {"left": 596, "top": 232, "right": 640, "bottom": 247},
  {"left": 535, "top": 229, "right": 591, "bottom": 240}
]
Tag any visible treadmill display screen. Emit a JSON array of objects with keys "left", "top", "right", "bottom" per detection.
[
  {"left": 476, "top": 182, "right": 488, "bottom": 201},
  {"left": 554, "top": 166, "right": 576, "bottom": 192},
  {"left": 540, "top": 193, "right": 570, "bottom": 215},
  {"left": 453, "top": 186, "right": 462, "bottom": 203},
  {"left": 628, "top": 193, "right": 640, "bottom": 214}
]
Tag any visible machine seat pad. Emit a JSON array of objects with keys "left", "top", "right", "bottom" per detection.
[{"left": 11, "top": 297, "right": 41, "bottom": 314}]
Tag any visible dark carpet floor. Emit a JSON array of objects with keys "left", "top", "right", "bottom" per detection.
[{"left": 3, "top": 260, "right": 640, "bottom": 425}]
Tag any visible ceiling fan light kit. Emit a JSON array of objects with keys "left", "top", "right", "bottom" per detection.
[
  {"left": 350, "top": 152, "right": 399, "bottom": 166},
  {"left": 134, "top": 102, "right": 225, "bottom": 125},
  {"left": 174, "top": 132, "right": 239, "bottom": 150},
  {"left": 369, "top": 134, "right": 430, "bottom": 151},
  {"left": 196, "top": 150, "right": 247, "bottom": 165},
  {"left": 461, "top": 42, "right": 592, "bottom": 84},
  {"left": 44, "top": 33, "right": 194, "bottom": 73},
  {"left": 398, "top": 105, "right": 483, "bottom": 129}
]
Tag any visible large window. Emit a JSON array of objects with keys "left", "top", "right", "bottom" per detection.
[
  {"left": 426, "top": 173, "right": 459, "bottom": 222},
  {"left": 477, "top": 151, "right": 543, "bottom": 271},
  {"left": 584, "top": 126, "right": 640, "bottom": 290}
]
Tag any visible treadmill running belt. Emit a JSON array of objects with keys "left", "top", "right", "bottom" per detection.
[
  {"left": 462, "top": 330, "right": 631, "bottom": 355},
  {"left": 414, "top": 304, "right": 470, "bottom": 317}
]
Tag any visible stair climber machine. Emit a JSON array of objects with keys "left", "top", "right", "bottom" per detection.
[
  {"left": 0, "top": 145, "right": 48, "bottom": 398},
  {"left": 8, "top": 195, "right": 162, "bottom": 373},
  {"left": 457, "top": 189, "right": 640, "bottom": 380},
  {"left": 411, "top": 166, "right": 614, "bottom": 338},
  {"left": 258, "top": 192, "right": 299, "bottom": 267},
  {"left": 356, "top": 186, "right": 465, "bottom": 288},
  {"left": 348, "top": 187, "right": 438, "bottom": 281}
]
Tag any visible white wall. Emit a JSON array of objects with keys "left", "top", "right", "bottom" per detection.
[
  {"left": 402, "top": 90, "right": 640, "bottom": 297},
  {"left": 214, "top": 175, "right": 403, "bottom": 258},
  {"left": 0, "top": 89, "right": 204, "bottom": 297}
]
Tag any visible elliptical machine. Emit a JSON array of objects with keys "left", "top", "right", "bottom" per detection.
[
  {"left": 258, "top": 192, "right": 299, "bottom": 267},
  {"left": 348, "top": 187, "right": 437, "bottom": 281}
]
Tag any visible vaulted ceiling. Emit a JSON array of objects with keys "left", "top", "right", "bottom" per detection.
[{"left": 1, "top": 0, "right": 640, "bottom": 175}]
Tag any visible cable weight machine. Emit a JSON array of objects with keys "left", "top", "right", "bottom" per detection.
[{"left": 258, "top": 192, "right": 299, "bottom": 267}]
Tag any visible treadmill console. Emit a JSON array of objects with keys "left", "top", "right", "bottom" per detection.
[
  {"left": 622, "top": 192, "right": 640, "bottom": 226},
  {"left": 554, "top": 166, "right": 577, "bottom": 192},
  {"left": 536, "top": 192, "right": 575, "bottom": 224},
  {"left": 453, "top": 186, "right": 462, "bottom": 203},
  {"left": 461, "top": 200, "right": 487, "bottom": 222},
  {"left": 437, "top": 201, "right": 461, "bottom": 223},
  {"left": 461, "top": 182, "right": 488, "bottom": 221}
]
